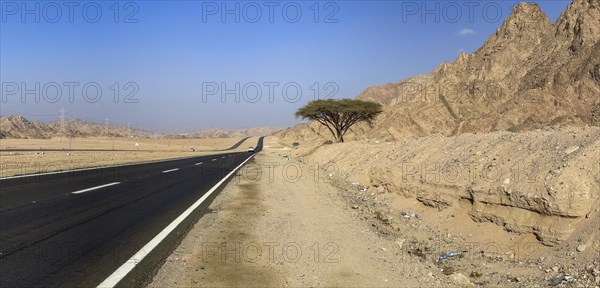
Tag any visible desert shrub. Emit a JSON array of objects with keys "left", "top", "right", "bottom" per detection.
[
  {"left": 292, "top": 142, "right": 300, "bottom": 146},
  {"left": 323, "top": 140, "right": 333, "bottom": 145}
]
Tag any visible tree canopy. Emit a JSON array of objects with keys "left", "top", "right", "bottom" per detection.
[{"left": 295, "top": 99, "right": 383, "bottom": 143}]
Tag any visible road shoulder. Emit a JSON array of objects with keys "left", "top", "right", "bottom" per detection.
[{"left": 148, "top": 142, "right": 438, "bottom": 287}]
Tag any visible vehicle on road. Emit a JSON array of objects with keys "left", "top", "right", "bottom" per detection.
[{"left": 248, "top": 147, "right": 255, "bottom": 153}]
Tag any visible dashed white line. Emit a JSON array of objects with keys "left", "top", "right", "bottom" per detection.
[
  {"left": 211, "top": 159, "right": 217, "bottom": 161},
  {"left": 162, "top": 168, "right": 179, "bottom": 173},
  {"left": 195, "top": 162, "right": 203, "bottom": 166},
  {"left": 71, "top": 182, "right": 121, "bottom": 194}
]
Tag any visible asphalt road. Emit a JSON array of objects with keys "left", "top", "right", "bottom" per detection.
[
  {"left": 205, "top": 136, "right": 251, "bottom": 151},
  {"left": 0, "top": 137, "right": 263, "bottom": 287}
]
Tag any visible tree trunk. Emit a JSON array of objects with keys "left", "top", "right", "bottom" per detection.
[{"left": 335, "top": 128, "right": 344, "bottom": 143}]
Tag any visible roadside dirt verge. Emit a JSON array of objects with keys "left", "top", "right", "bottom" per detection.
[{"left": 148, "top": 143, "right": 447, "bottom": 287}]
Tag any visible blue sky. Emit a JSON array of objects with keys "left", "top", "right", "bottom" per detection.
[{"left": 0, "top": 1, "right": 570, "bottom": 132}]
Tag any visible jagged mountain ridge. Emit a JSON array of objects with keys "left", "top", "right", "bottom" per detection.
[{"left": 280, "top": 0, "right": 600, "bottom": 142}]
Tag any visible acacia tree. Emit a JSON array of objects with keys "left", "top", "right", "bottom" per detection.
[{"left": 295, "top": 99, "right": 383, "bottom": 143}]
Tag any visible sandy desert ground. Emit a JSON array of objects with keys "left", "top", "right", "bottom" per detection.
[
  {"left": 0, "top": 137, "right": 259, "bottom": 177},
  {"left": 149, "top": 136, "right": 599, "bottom": 287}
]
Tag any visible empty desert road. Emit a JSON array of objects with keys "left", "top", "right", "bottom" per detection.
[{"left": 0, "top": 137, "right": 263, "bottom": 287}]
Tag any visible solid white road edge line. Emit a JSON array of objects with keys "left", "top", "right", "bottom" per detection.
[
  {"left": 162, "top": 168, "right": 179, "bottom": 173},
  {"left": 71, "top": 182, "right": 121, "bottom": 194},
  {"left": 97, "top": 154, "right": 256, "bottom": 288}
]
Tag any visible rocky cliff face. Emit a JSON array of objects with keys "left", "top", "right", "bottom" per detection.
[
  {"left": 370, "top": 0, "right": 600, "bottom": 140},
  {"left": 281, "top": 0, "right": 600, "bottom": 142}
]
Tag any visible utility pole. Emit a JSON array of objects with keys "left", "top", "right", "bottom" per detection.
[
  {"left": 104, "top": 118, "right": 109, "bottom": 136},
  {"left": 59, "top": 108, "right": 66, "bottom": 134},
  {"left": 59, "top": 108, "right": 70, "bottom": 149},
  {"left": 104, "top": 118, "right": 113, "bottom": 150}
]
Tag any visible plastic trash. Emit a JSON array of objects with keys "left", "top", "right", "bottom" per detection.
[
  {"left": 402, "top": 212, "right": 420, "bottom": 219},
  {"left": 438, "top": 251, "right": 465, "bottom": 261}
]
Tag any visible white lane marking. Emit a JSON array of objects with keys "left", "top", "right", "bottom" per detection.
[
  {"left": 71, "top": 182, "right": 121, "bottom": 194},
  {"left": 221, "top": 156, "right": 226, "bottom": 158},
  {"left": 195, "top": 162, "right": 203, "bottom": 166},
  {"left": 97, "top": 154, "right": 256, "bottom": 288},
  {"left": 162, "top": 168, "right": 179, "bottom": 173},
  {"left": 211, "top": 159, "right": 217, "bottom": 161}
]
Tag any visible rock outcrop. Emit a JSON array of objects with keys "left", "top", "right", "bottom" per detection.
[{"left": 300, "top": 126, "right": 600, "bottom": 246}]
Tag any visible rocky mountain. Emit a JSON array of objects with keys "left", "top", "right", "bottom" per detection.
[
  {"left": 184, "top": 127, "right": 284, "bottom": 139},
  {"left": 280, "top": 0, "right": 600, "bottom": 142},
  {"left": 0, "top": 116, "right": 51, "bottom": 139},
  {"left": 0, "top": 115, "right": 155, "bottom": 139}
]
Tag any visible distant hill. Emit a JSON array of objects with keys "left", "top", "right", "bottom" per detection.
[
  {"left": 0, "top": 116, "right": 51, "bottom": 139},
  {"left": 280, "top": 0, "right": 600, "bottom": 142},
  {"left": 0, "top": 115, "right": 283, "bottom": 139},
  {"left": 0, "top": 115, "right": 156, "bottom": 139},
  {"left": 182, "top": 127, "right": 284, "bottom": 139}
]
